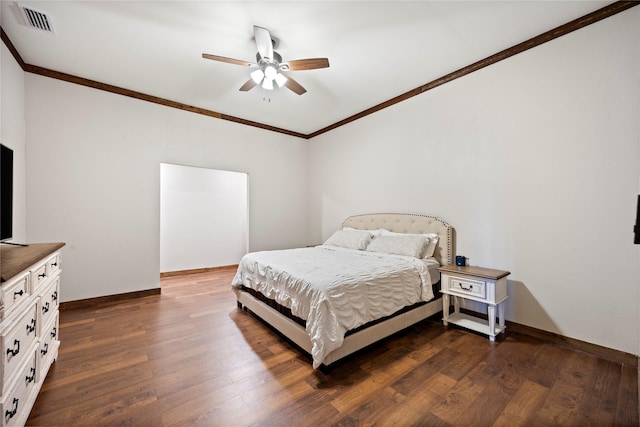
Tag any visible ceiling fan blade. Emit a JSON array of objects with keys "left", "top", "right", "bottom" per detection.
[
  {"left": 254, "top": 25, "right": 273, "bottom": 61},
  {"left": 283, "top": 58, "right": 330, "bottom": 71},
  {"left": 239, "top": 78, "right": 258, "bottom": 92},
  {"left": 283, "top": 75, "right": 307, "bottom": 95},
  {"left": 202, "top": 54, "right": 253, "bottom": 67}
]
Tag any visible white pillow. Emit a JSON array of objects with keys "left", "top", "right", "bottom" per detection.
[
  {"left": 343, "top": 227, "right": 383, "bottom": 237},
  {"left": 379, "top": 229, "right": 439, "bottom": 258},
  {"left": 324, "top": 229, "right": 372, "bottom": 250},
  {"left": 366, "top": 234, "right": 430, "bottom": 258}
]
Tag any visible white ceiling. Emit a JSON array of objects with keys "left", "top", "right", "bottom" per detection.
[{"left": 1, "top": 1, "right": 614, "bottom": 136}]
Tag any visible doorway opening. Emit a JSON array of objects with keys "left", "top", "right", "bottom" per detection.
[{"left": 159, "top": 163, "right": 248, "bottom": 277}]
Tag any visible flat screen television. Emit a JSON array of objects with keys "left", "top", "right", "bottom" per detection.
[{"left": 0, "top": 143, "right": 13, "bottom": 242}]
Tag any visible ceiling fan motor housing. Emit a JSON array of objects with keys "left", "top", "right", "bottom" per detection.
[{"left": 256, "top": 51, "right": 282, "bottom": 65}]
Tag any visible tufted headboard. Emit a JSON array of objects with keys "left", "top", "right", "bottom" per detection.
[{"left": 342, "top": 213, "right": 454, "bottom": 266}]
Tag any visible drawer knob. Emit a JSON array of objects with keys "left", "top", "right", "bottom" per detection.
[
  {"left": 6, "top": 339, "right": 20, "bottom": 358},
  {"left": 26, "top": 367, "right": 36, "bottom": 384},
  {"left": 38, "top": 272, "right": 47, "bottom": 280},
  {"left": 41, "top": 343, "right": 49, "bottom": 356},
  {"left": 51, "top": 327, "right": 57, "bottom": 339},
  {"left": 51, "top": 262, "right": 58, "bottom": 267},
  {"left": 42, "top": 302, "right": 50, "bottom": 314},
  {"left": 26, "top": 318, "right": 36, "bottom": 334},
  {"left": 4, "top": 398, "right": 18, "bottom": 422},
  {"left": 13, "top": 289, "right": 24, "bottom": 299},
  {"left": 52, "top": 291, "right": 58, "bottom": 301}
]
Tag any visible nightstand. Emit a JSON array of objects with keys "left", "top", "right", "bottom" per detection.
[{"left": 438, "top": 265, "right": 510, "bottom": 341}]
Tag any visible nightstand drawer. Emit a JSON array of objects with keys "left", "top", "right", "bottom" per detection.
[{"left": 447, "top": 277, "right": 486, "bottom": 299}]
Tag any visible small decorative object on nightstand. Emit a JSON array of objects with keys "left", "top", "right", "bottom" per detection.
[{"left": 438, "top": 264, "right": 510, "bottom": 341}]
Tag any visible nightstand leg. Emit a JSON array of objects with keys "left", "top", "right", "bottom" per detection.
[
  {"left": 488, "top": 304, "right": 496, "bottom": 341},
  {"left": 453, "top": 295, "right": 460, "bottom": 314},
  {"left": 498, "top": 302, "right": 505, "bottom": 329},
  {"left": 442, "top": 294, "right": 450, "bottom": 326}
]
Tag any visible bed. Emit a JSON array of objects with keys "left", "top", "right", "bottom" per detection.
[{"left": 232, "top": 213, "right": 453, "bottom": 369}]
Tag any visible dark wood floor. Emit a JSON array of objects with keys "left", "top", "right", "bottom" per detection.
[{"left": 27, "top": 267, "right": 638, "bottom": 426}]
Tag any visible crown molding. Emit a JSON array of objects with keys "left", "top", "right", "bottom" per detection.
[
  {"left": 307, "top": 0, "right": 639, "bottom": 138},
  {"left": 2, "top": 1, "right": 637, "bottom": 140}
]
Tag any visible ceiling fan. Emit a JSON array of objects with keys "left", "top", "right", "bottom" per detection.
[{"left": 202, "top": 26, "right": 329, "bottom": 95}]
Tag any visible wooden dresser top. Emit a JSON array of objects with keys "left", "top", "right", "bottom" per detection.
[{"left": 0, "top": 242, "right": 66, "bottom": 282}]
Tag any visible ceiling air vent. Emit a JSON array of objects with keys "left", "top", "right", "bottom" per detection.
[{"left": 19, "top": 4, "right": 55, "bottom": 33}]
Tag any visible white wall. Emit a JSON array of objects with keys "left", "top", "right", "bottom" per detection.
[
  {"left": 308, "top": 9, "right": 640, "bottom": 355},
  {"left": 25, "top": 76, "right": 308, "bottom": 302},
  {"left": 160, "top": 163, "right": 248, "bottom": 272},
  {"left": 1, "top": 43, "right": 27, "bottom": 243}
]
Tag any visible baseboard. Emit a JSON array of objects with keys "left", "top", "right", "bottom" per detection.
[
  {"left": 507, "top": 320, "right": 638, "bottom": 368},
  {"left": 60, "top": 288, "right": 161, "bottom": 310},
  {"left": 459, "top": 308, "right": 638, "bottom": 368},
  {"left": 160, "top": 264, "right": 238, "bottom": 278}
]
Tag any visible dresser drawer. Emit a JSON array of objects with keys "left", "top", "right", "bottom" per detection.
[
  {"left": 0, "top": 351, "right": 37, "bottom": 427},
  {"left": 46, "top": 253, "right": 62, "bottom": 277},
  {"left": 38, "top": 315, "right": 59, "bottom": 383},
  {"left": 37, "top": 278, "right": 60, "bottom": 337},
  {"left": 0, "top": 304, "right": 38, "bottom": 393},
  {"left": 30, "top": 261, "right": 49, "bottom": 293},
  {"left": 0, "top": 273, "right": 30, "bottom": 322},
  {"left": 446, "top": 276, "right": 486, "bottom": 299}
]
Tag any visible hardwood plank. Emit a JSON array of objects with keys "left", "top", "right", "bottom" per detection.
[
  {"left": 26, "top": 267, "right": 638, "bottom": 426},
  {"left": 491, "top": 380, "right": 550, "bottom": 427},
  {"left": 615, "top": 364, "right": 640, "bottom": 426},
  {"left": 536, "top": 351, "right": 602, "bottom": 426},
  {"left": 578, "top": 357, "right": 622, "bottom": 424}
]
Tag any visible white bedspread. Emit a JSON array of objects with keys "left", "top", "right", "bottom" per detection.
[{"left": 231, "top": 245, "right": 437, "bottom": 368}]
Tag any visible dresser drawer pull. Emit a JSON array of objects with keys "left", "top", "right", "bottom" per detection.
[
  {"left": 52, "top": 291, "right": 58, "bottom": 301},
  {"left": 6, "top": 339, "right": 20, "bottom": 358},
  {"left": 5, "top": 398, "right": 18, "bottom": 422},
  {"left": 42, "top": 302, "right": 50, "bottom": 314},
  {"left": 38, "top": 272, "right": 47, "bottom": 280},
  {"left": 51, "top": 327, "right": 57, "bottom": 339},
  {"left": 26, "top": 318, "right": 36, "bottom": 334},
  {"left": 51, "top": 261, "right": 58, "bottom": 267},
  {"left": 13, "top": 289, "right": 24, "bottom": 299},
  {"left": 26, "top": 367, "right": 36, "bottom": 384},
  {"left": 41, "top": 343, "right": 49, "bottom": 356},
  {"left": 459, "top": 284, "right": 473, "bottom": 291}
]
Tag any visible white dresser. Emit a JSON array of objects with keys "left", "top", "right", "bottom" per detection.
[{"left": 0, "top": 243, "right": 64, "bottom": 427}]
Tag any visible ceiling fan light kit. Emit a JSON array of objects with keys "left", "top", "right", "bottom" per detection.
[
  {"left": 250, "top": 69, "right": 265, "bottom": 84},
  {"left": 202, "top": 25, "right": 329, "bottom": 96},
  {"left": 274, "top": 73, "right": 287, "bottom": 88}
]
